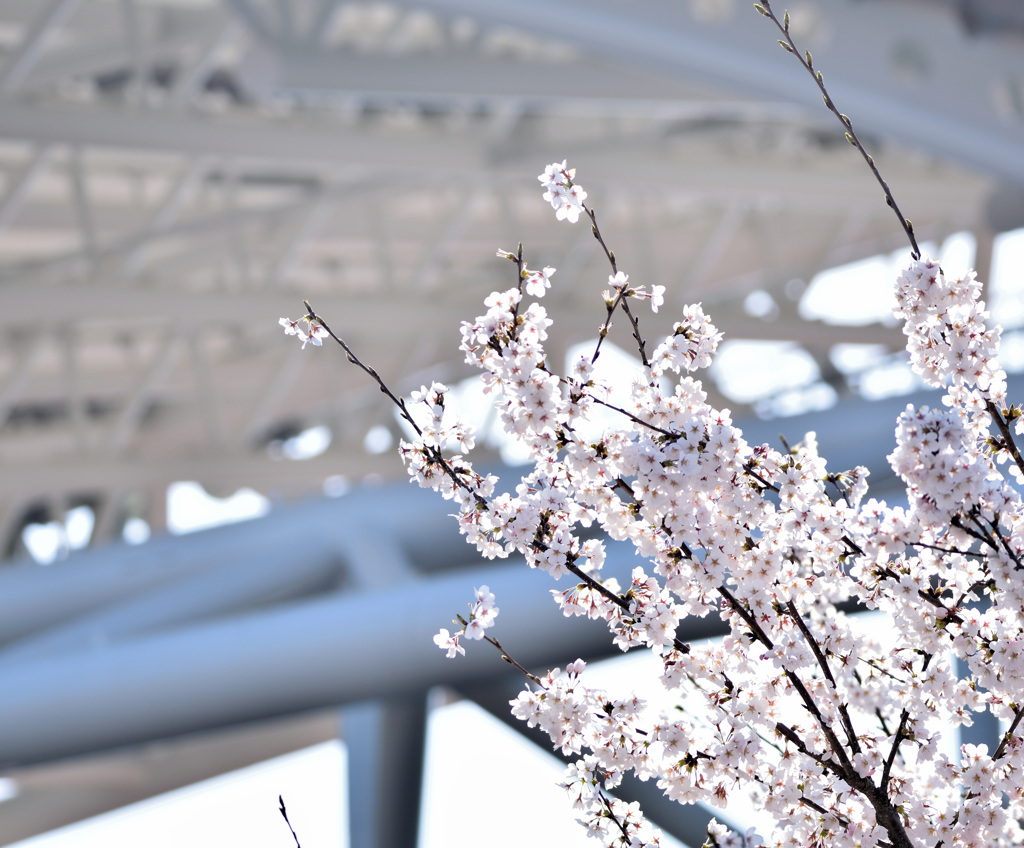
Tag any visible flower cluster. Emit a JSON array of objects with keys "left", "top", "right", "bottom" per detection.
[
  {"left": 279, "top": 315, "right": 328, "bottom": 348},
  {"left": 300, "top": 159, "right": 1024, "bottom": 848},
  {"left": 606, "top": 271, "right": 667, "bottom": 313},
  {"left": 433, "top": 585, "right": 500, "bottom": 658},
  {"left": 649, "top": 304, "right": 722, "bottom": 375},
  {"left": 429, "top": 171, "right": 1024, "bottom": 845},
  {"left": 894, "top": 257, "right": 1005, "bottom": 400},
  {"left": 539, "top": 160, "right": 587, "bottom": 223}
]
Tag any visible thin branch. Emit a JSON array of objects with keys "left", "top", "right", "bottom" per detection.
[
  {"left": 583, "top": 204, "right": 651, "bottom": 368},
  {"left": 278, "top": 796, "right": 302, "bottom": 848},
  {"left": 784, "top": 599, "right": 862, "bottom": 756},
  {"left": 619, "top": 298, "right": 651, "bottom": 369},
  {"left": 992, "top": 703, "right": 1024, "bottom": 762},
  {"left": 987, "top": 400, "right": 1024, "bottom": 483},
  {"left": 754, "top": 2, "right": 920, "bottom": 259},
  {"left": 304, "top": 300, "right": 487, "bottom": 507},
  {"left": 487, "top": 636, "right": 543, "bottom": 685}
]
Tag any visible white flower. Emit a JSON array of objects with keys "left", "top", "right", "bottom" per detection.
[
  {"left": 433, "top": 628, "right": 465, "bottom": 658},
  {"left": 279, "top": 317, "right": 302, "bottom": 336},
  {"left": 649, "top": 284, "right": 665, "bottom": 313},
  {"left": 524, "top": 266, "right": 556, "bottom": 298},
  {"left": 539, "top": 161, "right": 586, "bottom": 223},
  {"left": 300, "top": 321, "right": 328, "bottom": 348},
  {"left": 280, "top": 316, "right": 328, "bottom": 348},
  {"left": 608, "top": 271, "right": 629, "bottom": 289}
]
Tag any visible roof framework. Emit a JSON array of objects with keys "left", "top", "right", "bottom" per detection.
[
  {"left": 1, "top": 0, "right": 1020, "bottom": 546},
  {"left": 0, "top": 0, "right": 1020, "bottom": 845}
]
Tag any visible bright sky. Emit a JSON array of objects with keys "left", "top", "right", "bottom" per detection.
[{"left": 10, "top": 228, "right": 1024, "bottom": 847}]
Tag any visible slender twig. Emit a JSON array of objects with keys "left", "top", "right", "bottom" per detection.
[
  {"left": 784, "top": 599, "right": 862, "bottom": 756},
  {"left": 755, "top": 1, "right": 920, "bottom": 259},
  {"left": 304, "top": 300, "right": 487, "bottom": 507},
  {"left": 304, "top": 301, "right": 420, "bottom": 435},
  {"left": 583, "top": 205, "right": 652, "bottom": 368},
  {"left": 278, "top": 796, "right": 302, "bottom": 848},
  {"left": 585, "top": 205, "right": 617, "bottom": 274},
  {"left": 619, "top": 298, "right": 651, "bottom": 369},
  {"left": 585, "top": 393, "right": 675, "bottom": 437},
  {"left": 882, "top": 708, "right": 912, "bottom": 789},
  {"left": 593, "top": 280, "right": 631, "bottom": 366},
  {"left": 912, "top": 541, "right": 984, "bottom": 559},
  {"left": 487, "top": 636, "right": 543, "bottom": 685},
  {"left": 992, "top": 703, "right": 1024, "bottom": 762},
  {"left": 987, "top": 402, "right": 1024, "bottom": 481}
]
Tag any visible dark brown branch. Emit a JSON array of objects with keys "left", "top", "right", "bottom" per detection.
[
  {"left": 992, "top": 703, "right": 1024, "bottom": 762},
  {"left": 754, "top": 2, "right": 920, "bottom": 259},
  {"left": 278, "top": 796, "right": 302, "bottom": 848},
  {"left": 987, "top": 400, "right": 1024, "bottom": 483},
  {"left": 784, "top": 599, "right": 862, "bottom": 756}
]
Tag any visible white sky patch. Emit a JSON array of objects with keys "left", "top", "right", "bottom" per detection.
[
  {"left": 323, "top": 474, "right": 352, "bottom": 497},
  {"left": 830, "top": 343, "right": 889, "bottom": 374},
  {"left": 21, "top": 506, "right": 95, "bottom": 565},
  {"left": 421, "top": 699, "right": 686, "bottom": 848},
  {"left": 363, "top": 424, "right": 393, "bottom": 454},
  {"left": 711, "top": 340, "right": 819, "bottom": 404},
  {"left": 0, "top": 778, "right": 18, "bottom": 803},
  {"left": 799, "top": 235, "right": 972, "bottom": 327},
  {"left": 939, "top": 231, "right": 976, "bottom": 280},
  {"left": 21, "top": 524, "right": 63, "bottom": 565},
  {"left": 6, "top": 743, "right": 345, "bottom": 848},
  {"left": 281, "top": 425, "right": 332, "bottom": 460},
  {"left": 857, "top": 359, "right": 923, "bottom": 400},
  {"left": 760, "top": 382, "right": 836, "bottom": 418},
  {"left": 801, "top": 254, "right": 902, "bottom": 326},
  {"left": 744, "top": 289, "right": 779, "bottom": 321},
  {"left": 990, "top": 227, "right": 1024, "bottom": 327},
  {"left": 566, "top": 339, "right": 646, "bottom": 441},
  {"left": 998, "top": 329, "right": 1024, "bottom": 372},
  {"left": 122, "top": 517, "right": 151, "bottom": 545},
  {"left": 166, "top": 482, "right": 270, "bottom": 534}
]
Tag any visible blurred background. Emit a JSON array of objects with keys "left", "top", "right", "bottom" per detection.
[{"left": 0, "top": 0, "right": 1023, "bottom": 845}]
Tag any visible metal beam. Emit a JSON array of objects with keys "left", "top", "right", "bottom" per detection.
[
  {"left": 0, "top": 484, "right": 459, "bottom": 647},
  {"left": 235, "top": 43, "right": 741, "bottom": 105},
  {"left": 0, "top": 99, "right": 990, "bottom": 217},
  {"left": 119, "top": 156, "right": 215, "bottom": 279},
  {"left": 396, "top": 0, "right": 1024, "bottom": 184},
  {"left": 169, "top": 18, "right": 240, "bottom": 106},
  {"left": 343, "top": 695, "right": 427, "bottom": 848},
  {"left": 0, "top": 332, "right": 54, "bottom": 431},
  {"left": 266, "top": 193, "right": 337, "bottom": 287},
  {"left": 67, "top": 147, "right": 97, "bottom": 260},
  {"left": 0, "top": 0, "right": 83, "bottom": 93},
  {"left": 0, "top": 542, "right": 341, "bottom": 665},
  {"left": 0, "top": 144, "right": 56, "bottom": 235},
  {"left": 106, "top": 330, "right": 187, "bottom": 456},
  {"left": 0, "top": 283, "right": 913, "bottom": 349},
  {"left": 0, "top": 546, "right": 685, "bottom": 766},
  {"left": 0, "top": 98, "right": 487, "bottom": 169}
]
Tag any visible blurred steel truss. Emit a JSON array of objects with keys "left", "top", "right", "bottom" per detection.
[{"left": 0, "top": 0, "right": 1019, "bottom": 844}]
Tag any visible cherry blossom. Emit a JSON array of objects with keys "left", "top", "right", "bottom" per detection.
[
  {"left": 432, "top": 628, "right": 464, "bottom": 658},
  {"left": 279, "top": 316, "right": 328, "bottom": 348},
  {"left": 301, "top": 139, "right": 1024, "bottom": 848},
  {"left": 524, "top": 265, "right": 556, "bottom": 298},
  {"left": 538, "top": 160, "right": 587, "bottom": 223},
  {"left": 403, "top": 183, "right": 1024, "bottom": 846}
]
